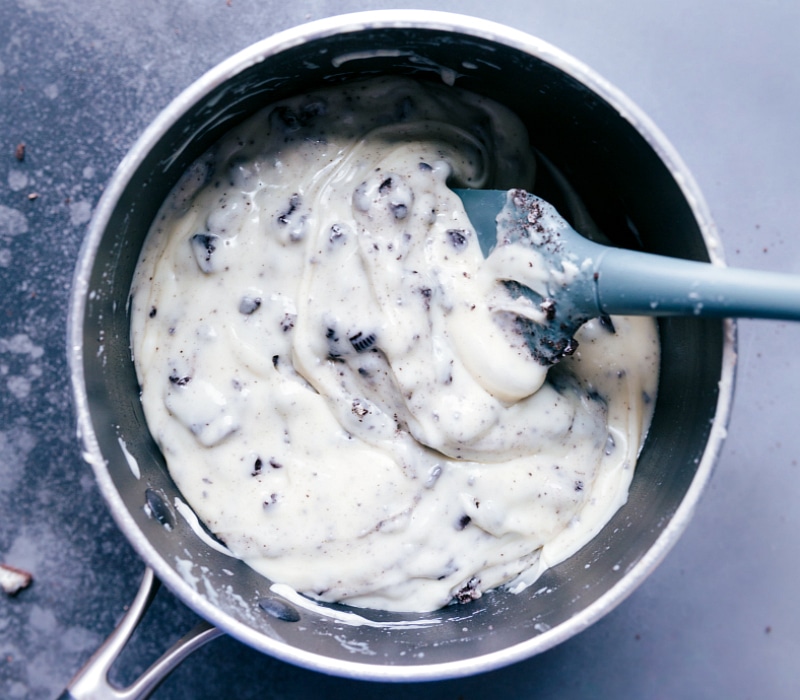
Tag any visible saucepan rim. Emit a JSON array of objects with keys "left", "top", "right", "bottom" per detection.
[{"left": 67, "top": 9, "right": 736, "bottom": 682}]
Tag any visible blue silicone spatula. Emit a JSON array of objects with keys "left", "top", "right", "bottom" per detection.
[{"left": 455, "top": 187, "right": 800, "bottom": 364}]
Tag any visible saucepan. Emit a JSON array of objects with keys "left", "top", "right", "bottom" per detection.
[{"left": 65, "top": 10, "right": 735, "bottom": 698}]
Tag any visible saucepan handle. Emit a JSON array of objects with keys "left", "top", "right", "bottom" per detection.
[{"left": 58, "top": 567, "right": 224, "bottom": 700}]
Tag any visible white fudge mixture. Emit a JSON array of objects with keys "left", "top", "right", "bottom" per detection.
[{"left": 130, "top": 77, "right": 659, "bottom": 613}]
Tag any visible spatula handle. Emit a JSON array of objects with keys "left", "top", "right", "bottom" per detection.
[{"left": 597, "top": 248, "right": 800, "bottom": 320}]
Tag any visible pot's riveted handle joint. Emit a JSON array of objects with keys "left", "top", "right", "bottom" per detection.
[{"left": 58, "top": 567, "right": 224, "bottom": 700}]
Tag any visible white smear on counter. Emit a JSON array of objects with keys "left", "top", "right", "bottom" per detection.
[
  {"left": 69, "top": 200, "right": 93, "bottom": 227},
  {"left": 8, "top": 170, "right": 28, "bottom": 192},
  {"left": 0, "top": 334, "right": 43, "bottom": 359},
  {"left": 7, "top": 376, "right": 31, "bottom": 399},
  {"left": 0, "top": 204, "right": 28, "bottom": 238}
]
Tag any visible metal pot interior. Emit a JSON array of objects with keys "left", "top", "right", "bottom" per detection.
[{"left": 70, "top": 13, "right": 733, "bottom": 681}]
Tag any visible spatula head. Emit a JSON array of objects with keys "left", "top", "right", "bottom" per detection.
[{"left": 453, "top": 188, "right": 605, "bottom": 365}]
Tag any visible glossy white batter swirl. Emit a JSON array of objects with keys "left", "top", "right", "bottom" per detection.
[{"left": 130, "top": 77, "right": 659, "bottom": 612}]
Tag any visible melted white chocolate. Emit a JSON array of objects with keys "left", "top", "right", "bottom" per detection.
[{"left": 130, "top": 77, "right": 659, "bottom": 612}]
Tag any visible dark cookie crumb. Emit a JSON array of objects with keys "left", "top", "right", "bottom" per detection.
[
  {"left": 281, "top": 312, "right": 296, "bottom": 332},
  {"left": 446, "top": 229, "right": 468, "bottom": 250},
  {"left": 561, "top": 337, "right": 579, "bottom": 356},
  {"left": 587, "top": 389, "right": 606, "bottom": 405},
  {"left": 277, "top": 193, "right": 301, "bottom": 224},
  {"left": 239, "top": 296, "right": 262, "bottom": 315},
  {"left": 456, "top": 514, "right": 471, "bottom": 530},
  {"left": 349, "top": 331, "right": 376, "bottom": 353},
  {"left": 168, "top": 373, "right": 191, "bottom": 386},
  {"left": 351, "top": 400, "right": 369, "bottom": 419},
  {"left": 271, "top": 102, "right": 326, "bottom": 132},
  {"left": 190, "top": 232, "right": 219, "bottom": 272},
  {"left": 271, "top": 106, "right": 301, "bottom": 131},
  {"left": 455, "top": 576, "right": 481, "bottom": 604},
  {"left": 269, "top": 458, "right": 283, "bottom": 469},
  {"left": 252, "top": 457, "right": 263, "bottom": 476},
  {"left": 377, "top": 174, "right": 413, "bottom": 220},
  {"left": 149, "top": 306, "right": 157, "bottom": 318},
  {"left": 14, "top": 143, "right": 25, "bottom": 161},
  {"left": 329, "top": 223, "right": 347, "bottom": 245},
  {"left": 419, "top": 286, "right": 432, "bottom": 310},
  {"left": 390, "top": 202, "right": 408, "bottom": 220},
  {"left": 326, "top": 327, "right": 341, "bottom": 360}
]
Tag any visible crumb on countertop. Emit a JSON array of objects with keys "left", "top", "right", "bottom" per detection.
[{"left": 0, "top": 563, "right": 33, "bottom": 595}]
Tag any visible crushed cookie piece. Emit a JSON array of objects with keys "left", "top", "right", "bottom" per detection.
[{"left": 454, "top": 576, "right": 481, "bottom": 604}]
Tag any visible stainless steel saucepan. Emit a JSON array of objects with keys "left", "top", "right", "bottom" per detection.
[{"left": 66, "top": 10, "right": 735, "bottom": 698}]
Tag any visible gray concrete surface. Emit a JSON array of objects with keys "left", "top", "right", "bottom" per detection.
[{"left": 1, "top": 1, "right": 798, "bottom": 698}]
